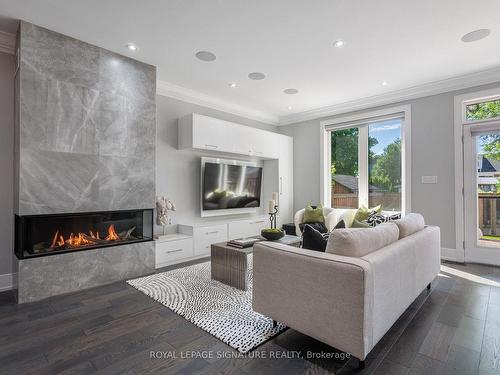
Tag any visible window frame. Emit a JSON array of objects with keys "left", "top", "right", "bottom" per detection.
[
  {"left": 319, "top": 105, "right": 411, "bottom": 214},
  {"left": 462, "top": 94, "right": 500, "bottom": 125}
]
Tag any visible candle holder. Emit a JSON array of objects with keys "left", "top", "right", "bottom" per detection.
[{"left": 268, "top": 204, "right": 279, "bottom": 229}]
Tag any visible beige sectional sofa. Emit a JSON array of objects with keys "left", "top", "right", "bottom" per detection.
[{"left": 252, "top": 214, "right": 440, "bottom": 367}]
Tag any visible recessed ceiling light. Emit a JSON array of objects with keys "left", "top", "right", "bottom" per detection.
[
  {"left": 381, "top": 81, "right": 388, "bottom": 86},
  {"left": 195, "top": 51, "right": 217, "bottom": 62},
  {"left": 229, "top": 82, "right": 237, "bottom": 88},
  {"left": 461, "top": 29, "right": 491, "bottom": 43},
  {"left": 126, "top": 43, "right": 138, "bottom": 51},
  {"left": 283, "top": 88, "right": 299, "bottom": 95},
  {"left": 287, "top": 106, "right": 293, "bottom": 110},
  {"left": 248, "top": 72, "right": 266, "bottom": 80},
  {"left": 333, "top": 40, "right": 345, "bottom": 48}
]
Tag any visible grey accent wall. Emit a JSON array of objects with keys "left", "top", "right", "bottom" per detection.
[
  {"left": 280, "top": 81, "right": 500, "bottom": 250},
  {"left": 0, "top": 51, "right": 15, "bottom": 277},
  {"left": 156, "top": 95, "right": 277, "bottom": 233},
  {"left": 16, "top": 21, "right": 156, "bottom": 215}
]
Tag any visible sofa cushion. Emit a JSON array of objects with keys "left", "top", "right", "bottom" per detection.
[
  {"left": 326, "top": 222, "right": 400, "bottom": 257},
  {"left": 304, "top": 203, "right": 325, "bottom": 224},
  {"left": 394, "top": 213, "right": 425, "bottom": 239}
]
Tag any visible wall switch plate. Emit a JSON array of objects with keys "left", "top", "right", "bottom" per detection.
[{"left": 421, "top": 176, "right": 438, "bottom": 184}]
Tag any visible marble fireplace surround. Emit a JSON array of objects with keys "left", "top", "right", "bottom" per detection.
[{"left": 14, "top": 21, "right": 156, "bottom": 303}]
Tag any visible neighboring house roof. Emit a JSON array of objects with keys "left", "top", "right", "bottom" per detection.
[
  {"left": 478, "top": 155, "right": 500, "bottom": 173},
  {"left": 332, "top": 174, "right": 383, "bottom": 192}
]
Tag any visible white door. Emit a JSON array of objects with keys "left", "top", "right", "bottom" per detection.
[{"left": 463, "top": 126, "right": 500, "bottom": 266}]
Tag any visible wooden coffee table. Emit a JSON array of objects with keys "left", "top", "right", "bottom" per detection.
[{"left": 210, "top": 235, "right": 301, "bottom": 290}]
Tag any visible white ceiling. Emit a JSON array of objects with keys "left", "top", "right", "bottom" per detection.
[{"left": 1, "top": 0, "right": 500, "bottom": 125}]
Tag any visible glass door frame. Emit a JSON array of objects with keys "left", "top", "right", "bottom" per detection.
[{"left": 455, "top": 87, "right": 500, "bottom": 265}]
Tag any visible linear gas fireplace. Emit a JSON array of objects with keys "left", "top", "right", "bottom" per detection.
[{"left": 15, "top": 209, "right": 153, "bottom": 259}]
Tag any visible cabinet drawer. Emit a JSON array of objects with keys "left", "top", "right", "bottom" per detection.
[
  {"left": 194, "top": 236, "right": 227, "bottom": 256},
  {"left": 228, "top": 219, "right": 268, "bottom": 239},
  {"left": 155, "top": 238, "right": 193, "bottom": 266},
  {"left": 193, "top": 224, "right": 227, "bottom": 244}
]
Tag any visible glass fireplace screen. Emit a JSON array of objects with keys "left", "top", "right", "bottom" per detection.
[{"left": 15, "top": 209, "right": 153, "bottom": 259}]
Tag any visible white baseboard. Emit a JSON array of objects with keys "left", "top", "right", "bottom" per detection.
[
  {"left": 441, "top": 247, "right": 464, "bottom": 263},
  {"left": 0, "top": 273, "right": 17, "bottom": 292}
]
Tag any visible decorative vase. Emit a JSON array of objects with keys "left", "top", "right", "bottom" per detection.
[{"left": 261, "top": 228, "right": 285, "bottom": 241}]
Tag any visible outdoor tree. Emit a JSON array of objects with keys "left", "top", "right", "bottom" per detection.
[
  {"left": 330, "top": 128, "right": 378, "bottom": 177},
  {"left": 370, "top": 139, "right": 401, "bottom": 192},
  {"left": 474, "top": 99, "right": 500, "bottom": 160}
]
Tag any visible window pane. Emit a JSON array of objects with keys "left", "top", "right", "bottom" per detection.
[
  {"left": 331, "top": 127, "right": 359, "bottom": 208},
  {"left": 466, "top": 98, "right": 500, "bottom": 121},
  {"left": 368, "top": 119, "right": 402, "bottom": 211}
]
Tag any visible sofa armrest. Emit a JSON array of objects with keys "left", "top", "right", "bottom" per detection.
[
  {"left": 294, "top": 209, "right": 306, "bottom": 236},
  {"left": 252, "top": 242, "right": 373, "bottom": 359}
]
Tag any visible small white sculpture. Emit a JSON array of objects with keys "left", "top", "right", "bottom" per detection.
[{"left": 156, "top": 196, "right": 176, "bottom": 234}]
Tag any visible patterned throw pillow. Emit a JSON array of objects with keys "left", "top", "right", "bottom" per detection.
[{"left": 366, "top": 212, "right": 402, "bottom": 227}]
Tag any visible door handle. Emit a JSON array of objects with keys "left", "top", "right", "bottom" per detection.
[{"left": 205, "top": 144, "right": 219, "bottom": 149}]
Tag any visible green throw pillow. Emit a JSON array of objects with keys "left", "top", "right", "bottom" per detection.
[
  {"left": 351, "top": 219, "right": 371, "bottom": 228},
  {"left": 354, "top": 204, "right": 383, "bottom": 221},
  {"left": 303, "top": 203, "right": 325, "bottom": 224}
]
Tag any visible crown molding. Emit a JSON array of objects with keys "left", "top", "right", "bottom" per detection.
[
  {"left": 156, "top": 80, "right": 279, "bottom": 125},
  {"left": 278, "top": 66, "right": 500, "bottom": 125},
  {"left": 0, "top": 30, "right": 15, "bottom": 55}
]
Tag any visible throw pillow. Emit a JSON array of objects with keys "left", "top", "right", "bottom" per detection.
[
  {"left": 301, "top": 220, "right": 346, "bottom": 252},
  {"left": 299, "top": 222, "right": 328, "bottom": 234},
  {"left": 354, "top": 204, "right": 383, "bottom": 222},
  {"left": 351, "top": 219, "right": 371, "bottom": 228},
  {"left": 302, "top": 224, "right": 329, "bottom": 252},
  {"left": 333, "top": 219, "right": 346, "bottom": 229},
  {"left": 367, "top": 212, "right": 402, "bottom": 227},
  {"left": 303, "top": 203, "right": 325, "bottom": 224}
]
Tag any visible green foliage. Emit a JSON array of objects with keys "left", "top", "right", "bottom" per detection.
[
  {"left": 479, "top": 134, "right": 500, "bottom": 161},
  {"left": 466, "top": 99, "right": 500, "bottom": 121},
  {"left": 496, "top": 179, "right": 500, "bottom": 194},
  {"left": 370, "top": 139, "right": 401, "bottom": 192},
  {"left": 330, "top": 128, "right": 378, "bottom": 177}
]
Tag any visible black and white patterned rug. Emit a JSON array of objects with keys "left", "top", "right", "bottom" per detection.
[{"left": 127, "top": 255, "right": 286, "bottom": 353}]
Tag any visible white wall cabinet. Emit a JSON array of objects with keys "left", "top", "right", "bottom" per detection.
[
  {"left": 179, "top": 113, "right": 279, "bottom": 159},
  {"left": 278, "top": 135, "right": 294, "bottom": 226}
]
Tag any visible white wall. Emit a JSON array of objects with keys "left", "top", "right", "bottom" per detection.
[
  {"left": 280, "top": 81, "right": 500, "bottom": 250},
  {"left": 156, "top": 95, "right": 278, "bottom": 234},
  {"left": 0, "top": 51, "right": 15, "bottom": 286}
]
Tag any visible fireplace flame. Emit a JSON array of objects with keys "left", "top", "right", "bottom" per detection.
[
  {"left": 49, "top": 224, "right": 122, "bottom": 250},
  {"left": 105, "top": 224, "right": 119, "bottom": 241}
]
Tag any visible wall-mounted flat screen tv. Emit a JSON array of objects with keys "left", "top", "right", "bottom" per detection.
[{"left": 201, "top": 159, "right": 263, "bottom": 217}]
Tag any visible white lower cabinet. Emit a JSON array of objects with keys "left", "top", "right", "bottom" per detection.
[
  {"left": 155, "top": 217, "right": 269, "bottom": 267},
  {"left": 228, "top": 218, "right": 268, "bottom": 240},
  {"left": 155, "top": 235, "right": 194, "bottom": 268}
]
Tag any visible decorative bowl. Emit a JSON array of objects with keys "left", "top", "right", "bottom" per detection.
[{"left": 261, "top": 228, "right": 285, "bottom": 241}]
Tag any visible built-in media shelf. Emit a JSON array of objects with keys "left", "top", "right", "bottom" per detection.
[{"left": 177, "top": 112, "right": 294, "bottom": 229}]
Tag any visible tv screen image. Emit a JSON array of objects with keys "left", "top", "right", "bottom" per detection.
[{"left": 202, "top": 162, "right": 263, "bottom": 211}]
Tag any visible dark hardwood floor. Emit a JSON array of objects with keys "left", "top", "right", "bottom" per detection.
[{"left": 1, "top": 260, "right": 500, "bottom": 374}]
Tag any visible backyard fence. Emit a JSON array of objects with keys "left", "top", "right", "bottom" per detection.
[{"left": 331, "top": 191, "right": 401, "bottom": 211}]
